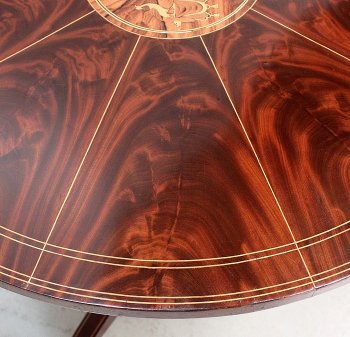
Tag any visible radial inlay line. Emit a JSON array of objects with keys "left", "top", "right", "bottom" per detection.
[
  {"left": 200, "top": 36, "right": 316, "bottom": 288},
  {"left": 1, "top": 220, "right": 350, "bottom": 269},
  {"left": 2, "top": 217, "right": 350, "bottom": 263},
  {"left": 252, "top": 8, "right": 350, "bottom": 63},
  {"left": 26, "top": 36, "right": 142, "bottom": 285},
  {"left": 3, "top": 259, "right": 350, "bottom": 301},
  {"left": 0, "top": 11, "right": 95, "bottom": 65}
]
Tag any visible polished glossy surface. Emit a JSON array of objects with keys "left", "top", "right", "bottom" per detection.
[
  {"left": 87, "top": 0, "right": 257, "bottom": 38},
  {"left": 0, "top": 0, "right": 349, "bottom": 317}
]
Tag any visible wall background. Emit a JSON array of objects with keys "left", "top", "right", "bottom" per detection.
[{"left": 0, "top": 283, "right": 349, "bottom": 337}]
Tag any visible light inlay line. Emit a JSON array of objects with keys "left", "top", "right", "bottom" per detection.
[
  {"left": 0, "top": 264, "right": 310, "bottom": 299},
  {"left": 1, "top": 222, "right": 350, "bottom": 269},
  {"left": 251, "top": 9, "right": 350, "bottom": 63},
  {"left": 1, "top": 1, "right": 349, "bottom": 309},
  {"left": 92, "top": 0, "right": 254, "bottom": 34},
  {"left": 0, "top": 11, "right": 95, "bottom": 65},
  {"left": 0, "top": 231, "right": 296, "bottom": 269},
  {"left": 24, "top": 271, "right": 312, "bottom": 299},
  {"left": 26, "top": 36, "right": 142, "bottom": 285},
  {"left": 0, "top": 267, "right": 314, "bottom": 305},
  {"left": 2, "top": 260, "right": 350, "bottom": 302},
  {"left": 200, "top": 36, "right": 316, "bottom": 288},
  {"left": 2, "top": 219, "right": 350, "bottom": 263}
]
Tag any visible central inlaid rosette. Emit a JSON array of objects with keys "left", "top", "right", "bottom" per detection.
[{"left": 88, "top": 0, "right": 256, "bottom": 38}]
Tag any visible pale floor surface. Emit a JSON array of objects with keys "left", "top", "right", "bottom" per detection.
[{"left": 0, "top": 283, "right": 349, "bottom": 337}]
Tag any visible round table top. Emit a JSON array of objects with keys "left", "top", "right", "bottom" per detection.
[{"left": 1, "top": 0, "right": 350, "bottom": 318}]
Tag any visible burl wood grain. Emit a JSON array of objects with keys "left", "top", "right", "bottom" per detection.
[
  {"left": 1, "top": 0, "right": 350, "bottom": 317},
  {"left": 88, "top": 0, "right": 257, "bottom": 38}
]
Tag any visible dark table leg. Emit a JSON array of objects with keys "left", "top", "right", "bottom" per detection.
[{"left": 73, "top": 313, "right": 117, "bottom": 337}]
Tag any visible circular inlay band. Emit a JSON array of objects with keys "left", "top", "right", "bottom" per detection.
[{"left": 88, "top": 0, "right": 257, "bottom": 39}]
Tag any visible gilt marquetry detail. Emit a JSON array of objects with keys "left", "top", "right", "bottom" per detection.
[
  {"left": 1, "top": 0, "right": 350, "bottom": 317},
  {"left": 87, "top": 0, "right": 256, "bottom": 38}
]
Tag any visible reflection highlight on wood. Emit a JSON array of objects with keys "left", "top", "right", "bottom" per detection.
[
  {"left": 0, "top": 0, "right": 92, "bottom": 61},
  {"left": 251, "top": 8, "right": 350, "bottom": 62},
  {"left": 27, "top": 35, "right": 141, "bottom": 284},
  {"left": 255, "top": 0, "right": 350, "bottom": 59},
  {"left": 1, "top": 0, "right": 350, "bottom": 317},
  {"left": 88, "top": 0, "right": 257, "bottom": 38}
]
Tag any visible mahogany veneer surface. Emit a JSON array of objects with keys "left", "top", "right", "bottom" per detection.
[{"left": 0, "top": 0, "right": 350, "bottom": 317}]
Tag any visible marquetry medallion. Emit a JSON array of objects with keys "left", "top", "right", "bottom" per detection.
[{"left": 87, "top": 0, "right": 256, "bottom": 38}]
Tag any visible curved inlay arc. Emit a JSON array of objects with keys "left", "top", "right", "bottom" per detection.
[{"left": 1, "top": 0, "right": 350, "bottom": 316}]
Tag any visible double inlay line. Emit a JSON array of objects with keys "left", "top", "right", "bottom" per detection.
[
  {"left": 92, "top": 0, "right": 255, "bottom": 36},
  {"left": 26, "top": 35, "right": 141, "bottom": 284},
  {"left": 198, "top": 4, "right": 350, "bottom": 288},
  {"left": 0, "top": 7, "right": 349, "bottom": 65},
  {"left": 1, "top": 258, "right": 350, "bottom": 303},
  {"left": 1, "top": 220, "right": 350, "bottom": 269},
  {"left": 0, "top": 3, "right": 349, "bottom": 293},
  {"left": 200, "top": 36, "right": 317, "bottom": 287},
  {"left": 1, "top": 218, "right": 349, "bottom": 263}
]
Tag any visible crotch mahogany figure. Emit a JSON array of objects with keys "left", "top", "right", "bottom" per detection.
[{"left": 0, "top": 0, "right": 350, "bottom": 336}]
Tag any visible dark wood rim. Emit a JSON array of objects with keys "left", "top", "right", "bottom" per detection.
[{"left": 1, "top": 0, "right": 350, "bottom": 316}]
